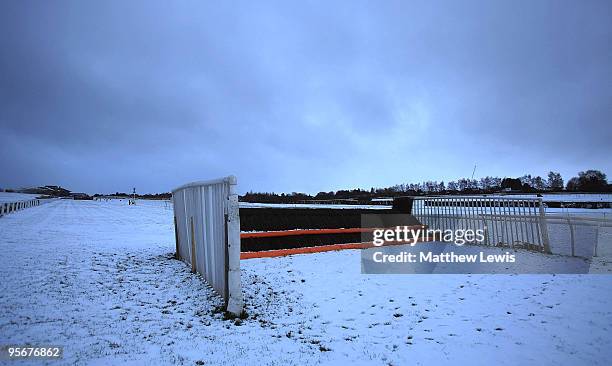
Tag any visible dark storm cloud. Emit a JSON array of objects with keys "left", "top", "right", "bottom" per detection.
[{"left": 1, "top": 0, "right": 611, "bottom": 194}]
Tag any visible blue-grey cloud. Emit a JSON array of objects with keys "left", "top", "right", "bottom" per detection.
[{"left": 1, "top": 0, "right": 611, "bottom": 194}]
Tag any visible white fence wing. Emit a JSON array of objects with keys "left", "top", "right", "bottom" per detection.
[
  {"left": 412, "top": 196, "right": 551, "bottom": 253},
  {"left": 172, "top": 176, "right": 243, "bottom": 315}
]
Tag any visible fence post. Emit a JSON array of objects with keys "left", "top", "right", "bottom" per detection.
[
  {"left": 593, "top": 220, "right": 601, "bottom": 257},
  {"left": 538, "top": 199, "right": 551, "bottom": 254},
  {"left": 226, "top": 175, "right": 244, "bottom": 315},
  {"left": 174, "top": 215, "right": 180, "bottom": 259},
  {"left": 563, "top": 208, "right": 575, "bottom": 257}
]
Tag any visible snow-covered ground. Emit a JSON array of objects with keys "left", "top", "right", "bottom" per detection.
[
  {"left": 505, "top": 193, "right": 612, "bottom": 203},
  {"left": 1, "top": 200, "right": 612, "bottom": 365},
  {"left": 0, "top": 192, "right": 39, "bottom": 203},
  {"left": 103, "top": 199, "right": 390, "bottom": 210},
  {"left": 470, "top": 193, "right": 612, "bottom": 203},
  {"left": 545, "top": 208, "right": 611, "bottom": 218}
]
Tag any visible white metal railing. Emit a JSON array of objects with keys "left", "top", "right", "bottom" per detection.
[
  {"left": 544, "top": 214, "right": 612, "bottom": 258},
  {"left": 0, "top": 198, "right": 57, "bottom": 217},
  {"left": 412, "top": 196, "right": 551, "bottom": 253},
  {"left": 172, "top": 176, "right": 243, "bottom": 315}
]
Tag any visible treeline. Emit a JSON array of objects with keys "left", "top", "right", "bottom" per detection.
[
  {"left": 241, "top": 170, "right": 611, "bottom": 204},
  {"left": 8, "top": 170, "right": 607, "bottom": 204}
]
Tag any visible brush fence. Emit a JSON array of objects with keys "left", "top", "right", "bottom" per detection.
[{"left": 172, "top": 176, "right": 243, "bottom": 315}]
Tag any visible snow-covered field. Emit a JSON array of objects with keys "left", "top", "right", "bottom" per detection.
[
  {"left": 1, "top": 200, "right": 612, "bottom": 365},
  {"left": 504, "top": 193, "right": 612, "bottom": 203}
]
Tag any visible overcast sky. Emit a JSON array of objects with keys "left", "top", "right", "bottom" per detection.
[{"left": 1, "top": 1, "right": 611, "bottom": 194}]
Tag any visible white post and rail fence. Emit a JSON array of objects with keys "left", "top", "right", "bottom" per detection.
[
  {"left": 0, "top": 198, "right": 57, "bottom": 217},
  {"left": 172, "top": 176, "right": 243, "bottom": 316}
]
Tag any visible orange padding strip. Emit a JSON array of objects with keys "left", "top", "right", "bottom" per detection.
[
  {"left": 240, "top": 236, "right": 434, "bottom": 259},
  {"left": 240, "top": 225, "right": 425, "bottom": 239}
]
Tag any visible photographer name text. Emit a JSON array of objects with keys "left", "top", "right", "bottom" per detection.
[{"left": 372, "top": 251, "right": 516, "bottom": 263}]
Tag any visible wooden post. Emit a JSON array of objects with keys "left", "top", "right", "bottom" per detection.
[
  {"left": 174, "top": 216, "right": 180, "bottom": 259},
  {"left": 190, "top": 217, "right": 197, "bottom": 273}
]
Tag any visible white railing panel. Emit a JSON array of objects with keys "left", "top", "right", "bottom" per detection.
[
  {"left": 172, "top": 176, "right": 243, "bottom": 315},
  {"left": 411, "top": 196, "right": 551, "bottom": 253}
]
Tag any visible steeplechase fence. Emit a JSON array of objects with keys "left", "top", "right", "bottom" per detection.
[
  {"left": 0, "top": 198, "right": 55, "bottom": 217},
  {"left": 172, "top": 176, "right": 243, "bottom": 315},
  {"left": 239, "top": 205, "right": 421, "bottom": 256}
]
